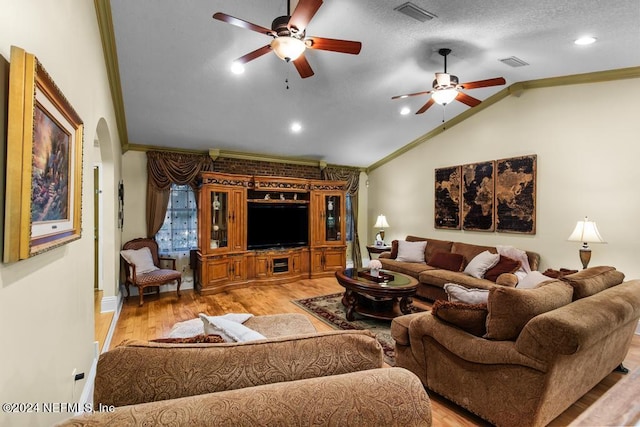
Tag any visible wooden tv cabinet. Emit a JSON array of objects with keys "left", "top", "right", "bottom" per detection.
[{"left": 195, "top": 172, "right": 347, "bottom": 294}]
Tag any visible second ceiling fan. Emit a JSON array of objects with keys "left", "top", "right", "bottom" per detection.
[
  {"left": 213, "top": 0, "right": 362, "bottom": 78},
  {"left": 393, "top": 49, "right": 506, "bottom": 114}
]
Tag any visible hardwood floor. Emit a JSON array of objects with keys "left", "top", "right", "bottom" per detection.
[{"left": 105, "top": 278, "right": 640, "bottom": 427}]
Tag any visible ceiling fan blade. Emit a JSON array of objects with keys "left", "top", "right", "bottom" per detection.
[
  {"left": 391, "top": 90, "right": 432, "bottom": 100},
  {"left": 306, "top": 37, "right": 362, "bottom": 55},
  {"left": 416, "top": 98, "right": 436, "bottom": 114},
  {"left": 235, "top": 45, "right": 272, "bottom": 65},
  {"left": 459, "top": 77, "right": 506, "bottom": 90},
  {"left": 213, "top": 12, "right": 275, "bottom": 36},
  {"left": 456, "top": 92, "right": 482, "bottom": 107},
  {"left": 288, "top": 0, "right": 323, "bottom": 32},
  {"left": 293, "top": 53, "right": 314, "bottom": 78}
]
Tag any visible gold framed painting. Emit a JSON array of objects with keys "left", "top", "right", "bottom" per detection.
[{"left": 4, "top": 46, "right": 84, "bottom": 262}]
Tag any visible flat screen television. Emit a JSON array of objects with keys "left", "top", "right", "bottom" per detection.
[{"left": 247, "top": 203, "right": 309, "bottom": 250}]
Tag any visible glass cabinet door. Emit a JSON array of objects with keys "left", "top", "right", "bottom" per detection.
[
  {"left": 324, "top": 195, "right": 341, "bottom": 242},
  {"left": 210, "top": 191, "right": 228, "bottom": 249}
]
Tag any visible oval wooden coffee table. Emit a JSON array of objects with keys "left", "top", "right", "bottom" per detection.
[{"left": 335, "top": 268, "right": 418, "bottom": 321}]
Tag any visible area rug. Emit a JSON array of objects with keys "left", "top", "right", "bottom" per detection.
[{"left": 292, "top": 292, "right": 423, "bottom": 366}]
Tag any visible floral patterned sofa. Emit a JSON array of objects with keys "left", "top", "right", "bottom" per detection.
[{"left": 57, "top": 313, "right": 433, "bottom": 426}]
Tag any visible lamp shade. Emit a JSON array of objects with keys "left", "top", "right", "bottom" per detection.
[
  {"left": 432, "top": 88, "right": 458, "bottom": 105},
  {"left": 270, "top": 37, "right": 306, "bottom": 62},
  {"left": 374, "top": 215, "right": 390, "bottom": 228},
  {"left": 567, "top": 216, "right": 605, "bottom": 243}
]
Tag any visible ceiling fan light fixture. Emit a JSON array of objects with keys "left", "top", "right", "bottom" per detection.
[
  {"left": 271, "top": 36, "right": 306, "bottom": 62},
  {"left": 432, "top": 88, "right": 458, "bottom": 105}
]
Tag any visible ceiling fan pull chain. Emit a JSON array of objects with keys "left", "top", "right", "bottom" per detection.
[{"left": 442, "top": 106, "right": 446, "bottom": 123}]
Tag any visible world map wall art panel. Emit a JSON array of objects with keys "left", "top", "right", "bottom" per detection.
[
  {"left": 434, "top": 166, "right": 461, "bottom": 229},
  {"left": 434, "top": 155, "right": 536, "bottom": 234},
  {"left": 462, "top": 161, "right": 495, "bottom": 232},
  {"left": 495, "top": 155, "right": 537, "bottom": 234}
]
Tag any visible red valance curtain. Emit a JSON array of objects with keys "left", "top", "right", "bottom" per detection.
[
  {"left": 322, "top": 166, "right": 363, "bottom": 268},
  {"left": 146, "top": 151, "right": 214, "bottom": 237}
]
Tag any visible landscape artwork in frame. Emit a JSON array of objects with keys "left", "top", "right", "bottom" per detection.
[
  {"left": 495, "top": 155, "right": 537, "bottom": 234},
  {"left": 434, "top": 166, "right": 461, "bottom": 229},
  {"left": 462, "top": 161, "right": 495, "bottom": 231},
  {"left": 4, "top": 46, "right": 84, "bottom": 262}
]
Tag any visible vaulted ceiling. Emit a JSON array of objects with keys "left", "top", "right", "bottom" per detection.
[{"left": 99, "top": 0, "right": 640, "bottom": 168}]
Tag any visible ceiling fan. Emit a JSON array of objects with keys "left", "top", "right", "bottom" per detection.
[
  {"left": 392, "top": 48, "right": 506, "bottom": 114},
  {"left": 213, "top": 0, "right": 362, "bottom": 78}
]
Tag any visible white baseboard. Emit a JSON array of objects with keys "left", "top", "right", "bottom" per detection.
[
  {"left": 101, "top": 293, "right": 123, "bottom": 354},
  {"left": 75, "top": 348, "right": 99, "bottom": 414},
  {"left": 100, "top": 295, "right": 118, "bottom": 313}
]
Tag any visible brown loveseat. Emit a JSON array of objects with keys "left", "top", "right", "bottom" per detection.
[
  {"left": 391, "top": 266, "right": 640, "bottom": 427},
  {"left": 58, "top": 313, "right": 433, "bottom": 426},
  {"left": 379, "top": 235, "right": 540, "bottom": 301}
]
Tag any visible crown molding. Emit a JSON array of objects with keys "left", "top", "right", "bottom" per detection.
[
  {"left": 125, "top": 143, "right": 364, "bottom": 170},
  {"left": 366, "top": 67, "right": 640, "bottom": 173},
  {"left": 94, "top": 0, "right": 128, "bottom": 150}
]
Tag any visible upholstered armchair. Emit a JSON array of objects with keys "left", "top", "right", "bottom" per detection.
[{"left": 120, "top": 238, "right": 182, "bottom": 306}]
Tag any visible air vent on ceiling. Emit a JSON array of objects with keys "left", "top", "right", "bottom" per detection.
[
  {"left": 394, "top": 2, "right": 437, "bottom": 22},
  {"left": 499, "top": 56, "right": 530, "bottom": 67}
]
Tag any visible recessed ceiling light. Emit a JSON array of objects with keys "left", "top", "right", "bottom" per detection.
[
  {"left": 230, "top": 61, "right": 245, "bottom": 74},
  {"left": 290, "top": 122, "right": 302, "bottom": 133},
  {"left": 400, "top": 106, "right": 411, "bottom": 115},
  {"left": 574, "top": 36, "right": 597, "bottom": 45}
]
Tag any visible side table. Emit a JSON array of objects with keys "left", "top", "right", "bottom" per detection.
[{"left": 366, "top": 244, "right": 391, "bottom": 260}]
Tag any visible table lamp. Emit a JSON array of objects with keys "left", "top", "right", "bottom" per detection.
[
  {"left": 567, "top": 216, "right": 606, "bottom": 269},
  {"left": 374, "top": 215, "right": 390, "bottom": 243}
]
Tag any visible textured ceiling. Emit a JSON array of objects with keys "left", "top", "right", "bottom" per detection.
[{"left": 109, "top": 0, "right": 640, "bottom": 167}]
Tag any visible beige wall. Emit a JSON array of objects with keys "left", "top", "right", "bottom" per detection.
[
  {"left": 0, "top": 1, "right": 121, "bottom": 425},
  {"left": 367, "top": 77, "right": 640, "bottom": 279}
]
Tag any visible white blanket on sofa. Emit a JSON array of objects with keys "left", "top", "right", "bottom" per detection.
[{"left": 166, "top": 313, "right": 266, "bottom": 342}]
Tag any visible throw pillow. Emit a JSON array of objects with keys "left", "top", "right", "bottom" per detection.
[
  {"left": 431, "top": 300, "right": 488, "bottom": 337},
  {"left": 484, "top": 281, "right": 573, "bottom": 341},
  {"left": 495, "top": 273, "right": 519, "bottom": 287},
  {"left": 151, "top": 334, "right": 225, "bottom": 344},
  {"left": 463, "top": 250, "right": 500, "bottom": 279},
  {"left": 120, "top": 247, "right": 159, "bottom": 275},
  {"left": 444, "top": 283, "right": 490, "bottom": 304},
  {"left": 497, "top": 245, "right": 532, "bottom": 280},
  {"left": 484, "top": 255, "right": 521, "bottom": 282},
  {"left": 516, "top": 271, "right": 553, "bottom": 289},
  {"left": 396, "top": 240, "right": 427, "bottom": 263},
  {"left": 199, "top": 314, "right": 267, "bottom": 342},
  {"left": 427, "top": 251, "right": 465, "bottom": 272},
  {"left": 389, "top": 240, "right": 399, "bottom": 259}
]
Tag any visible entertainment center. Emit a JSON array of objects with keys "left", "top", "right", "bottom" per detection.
[{"left": 196, "top": 172, "right": 347, "bottom": 294}]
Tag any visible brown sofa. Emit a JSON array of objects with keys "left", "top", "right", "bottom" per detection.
[
  {"left": 379, "top": 235, "right": 540, "bottom": 301},
  {"left": 391, "top": 266, "right": 640, "bottom": 427},
  {"left": 57, "top": 313, "right": 433, "bottom": 426},
  {"left": 57, "top": 368, "right": 432, "bottom": 426}
]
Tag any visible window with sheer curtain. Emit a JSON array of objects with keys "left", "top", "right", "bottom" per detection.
[
  {"left": 156, "top": 184, "right": 198, "bottom": 253},
  {"left": 346, "top": 194, "right": 353, "bottom": 241}
]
